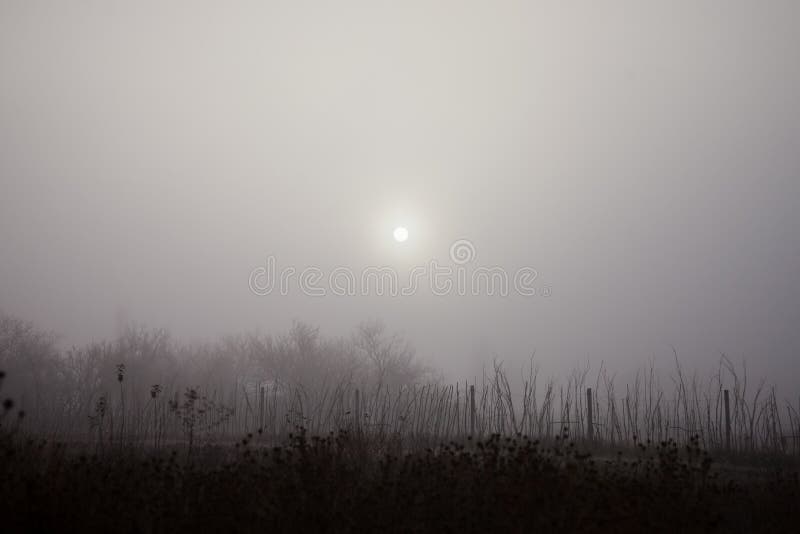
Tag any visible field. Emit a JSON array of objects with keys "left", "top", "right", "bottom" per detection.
[
  {"left": 2, "top": 424, "right": 799, "bottom": 533},
  {"left": 2, "top": 368, "right": 800, "bottom": 532},
  {"left": 2, "top": 321, "right": 800, "bottom": 532}
]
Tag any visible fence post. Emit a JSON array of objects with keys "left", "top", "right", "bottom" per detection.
[
  {"left": 586, "top": 388, "right": 594, "bottom": 442},
  {"left": 259, "top": 385, "right": 265, "bottom": 430},
  {"left": 724, "top": 389, "right": 731, "bottom": 451},
  {"left": 469, "top": 384, "right": 476, "bottom": 437},
  {"left": 354, "top": 388, "right": 360, "bottom": 434}
]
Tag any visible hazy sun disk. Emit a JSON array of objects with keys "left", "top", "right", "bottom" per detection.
[{"left": 393, "top": 226, "right": 409, "bottom": 242}]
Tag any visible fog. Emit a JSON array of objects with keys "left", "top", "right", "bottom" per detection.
[{"left": 1, "top": 1, "right": 798, "bottom": 391}]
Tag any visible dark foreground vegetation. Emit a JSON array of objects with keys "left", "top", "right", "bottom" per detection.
[{"left": 2, "top": 423, "right": 799, "bottom": 533}]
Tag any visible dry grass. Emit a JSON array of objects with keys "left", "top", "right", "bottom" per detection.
[
  {"left": 3, "top": 367, "right": 800, "bottom": 532},
  {"left": 9, "top": 354, "right": 799, "bottom": 460}
]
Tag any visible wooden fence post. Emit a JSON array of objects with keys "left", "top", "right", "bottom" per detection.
[
  {"left": 354, "top": 388, "right": 360, "bottom": 434},
  {"left": 795, "top": 395, "right": 800, "bottom": 456},
  {"left": 469, "top": 384, "right": 476, "bottom": 437},
  {"left": 258, "top": 385, "right": 265, "bottom": 430},
  {"left": 586, "top": 388, "right": 594, "bottom": 442},
  {"left": 724, "top": 389, "right": 731, "bottom": 451}
]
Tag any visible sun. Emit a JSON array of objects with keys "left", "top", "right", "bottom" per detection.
[{"left": 393, "top": 226, "right": 409, "bottom": 243}]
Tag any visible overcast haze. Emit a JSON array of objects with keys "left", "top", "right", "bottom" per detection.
[{"left": 1, "top": 1, "right": 798, "bottom": 390}]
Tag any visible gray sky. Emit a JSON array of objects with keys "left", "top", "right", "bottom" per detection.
[{"left": 1, "top": 1, "right": 798, "bottom": 390}]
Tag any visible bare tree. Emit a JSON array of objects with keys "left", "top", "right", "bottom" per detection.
[{"left": 353, "top": 320, "right": 433, "bottom": 388}]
